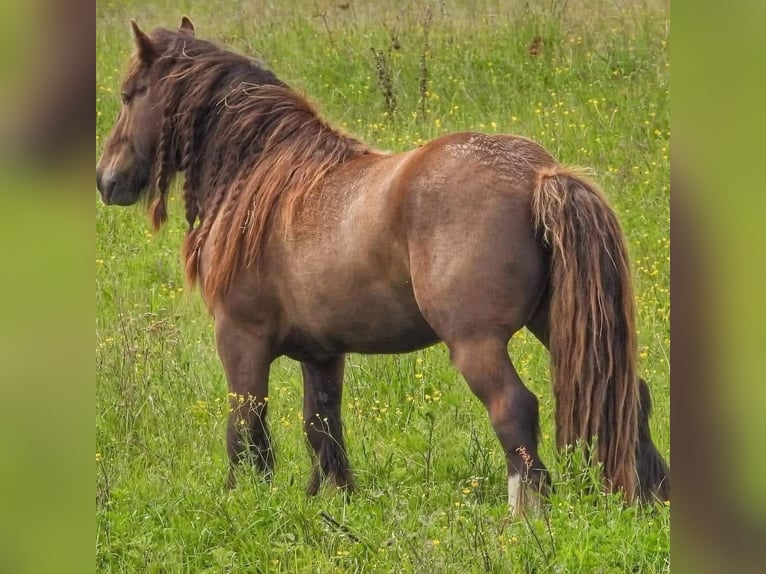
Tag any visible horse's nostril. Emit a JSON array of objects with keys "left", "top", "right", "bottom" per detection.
[{"left": 96, "top": 168, "right": 117, "bottom": 203}]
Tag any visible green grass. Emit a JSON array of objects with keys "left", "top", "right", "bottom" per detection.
[{"left": 96, "top": 1, "right": 670, "bottom": 571}]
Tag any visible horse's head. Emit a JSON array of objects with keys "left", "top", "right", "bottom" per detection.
[{"left": 96, "top": 17, "right": 195, "bottom": 207}]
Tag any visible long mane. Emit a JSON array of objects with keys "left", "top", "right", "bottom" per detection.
[{"left": 138, "top": 28, "right": 375, "bottom": 300}]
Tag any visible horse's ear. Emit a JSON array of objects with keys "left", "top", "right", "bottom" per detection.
[
  {"left": 130, "top": 20, "right": 156, "bottom": 65},
  {"left": 180, "top": 16, "right": 195, "bottom": 36}
]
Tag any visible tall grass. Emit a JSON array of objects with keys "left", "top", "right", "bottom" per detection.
[{"left": 97, "top": 1, "right": 670, "bottom": 571}]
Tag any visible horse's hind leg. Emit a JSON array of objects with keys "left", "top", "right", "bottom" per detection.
[
  {"left": 301, "top": 355, "right": 354, "bottom": 495},
  {"left": 636, "top": 378, "right": 670, "bottom": 501},
  {"left": 215, "top": 316, "right": 274, "bottom": 488},
  {"left": 449, "top": 338, "right": 551, "bottom": 515},
  {"left": 407, "top": 193, "right": 551, "bottom": 512}
]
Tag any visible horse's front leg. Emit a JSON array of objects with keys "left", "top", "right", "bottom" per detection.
[
  {"left": 301, "top": 355, "right": 354, "bottom": 495},
  {"left": 214, "top": 316, "right": 274, "bottom": 488}
]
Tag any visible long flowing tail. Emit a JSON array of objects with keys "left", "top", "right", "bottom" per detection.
[{"left": 531, "top": 166, "right": 638, "bottom": 501}]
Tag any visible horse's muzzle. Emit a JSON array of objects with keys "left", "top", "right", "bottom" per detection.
[
  {"left": 96, "top": 167, "right": 140, "bottom": 206},
  {"left": 95, "top": 168, "right": 113, "bottom": 204}
]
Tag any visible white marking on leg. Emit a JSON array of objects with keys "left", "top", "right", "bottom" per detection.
[{"left": 508, "top": 473, "right": 521, "bottom": 514}]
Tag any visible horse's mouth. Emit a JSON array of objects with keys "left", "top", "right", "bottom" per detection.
[
  {"left": 102, "top": 186, "right": 141, "bottom": 206},
  {"left": 97, "top": 173, "right": 145, "bottom": 206}
]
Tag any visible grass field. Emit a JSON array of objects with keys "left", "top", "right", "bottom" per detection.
[{"left": 96, "top": 1, "right": 670, "bottom": 571}]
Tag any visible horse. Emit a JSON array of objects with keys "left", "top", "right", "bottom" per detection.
[{"left": 96, "top": 17, "right": 670, "bottom": 514}]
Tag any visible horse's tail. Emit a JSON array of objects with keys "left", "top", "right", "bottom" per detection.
[{"left": 531, "top": 166, "right": 638, "bottom": 502}]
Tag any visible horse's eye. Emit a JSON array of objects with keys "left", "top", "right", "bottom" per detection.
[{"left": 121, "top": 92, "right": 131, "bottom": 105}]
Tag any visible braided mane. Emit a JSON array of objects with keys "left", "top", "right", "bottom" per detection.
[{"left": 129, "top": 28, "right": 374, "bottom": 300}]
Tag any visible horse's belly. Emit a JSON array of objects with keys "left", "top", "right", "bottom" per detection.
[
  {"left": 339, "top": 311, "right": 440, "bottom": 355},
  {"left": 283, "top": 325, "right": 439, "bottom": 362},
  {"left": 280, "top": 286, "right": 439, "bottom": 361}
]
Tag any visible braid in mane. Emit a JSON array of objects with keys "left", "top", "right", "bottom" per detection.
[
  {"left": 180, "top": 170, "right": 200, "bottom": 285},
  {"left": 149, "top": 107, "right": 174, "bottom": 230},
  {"left": 182, "top": 183, "right": 228, "bottom": 288},
  {"left": 183, "top": 179, "right": 199, "bottom": 229},
  {"left": 179, "top": 108, "right": 200, "bottom": 230}
]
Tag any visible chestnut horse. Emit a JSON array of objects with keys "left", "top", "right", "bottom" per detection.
[{"left": 96, "top": 18, "right": 669, "bottom": 513}]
